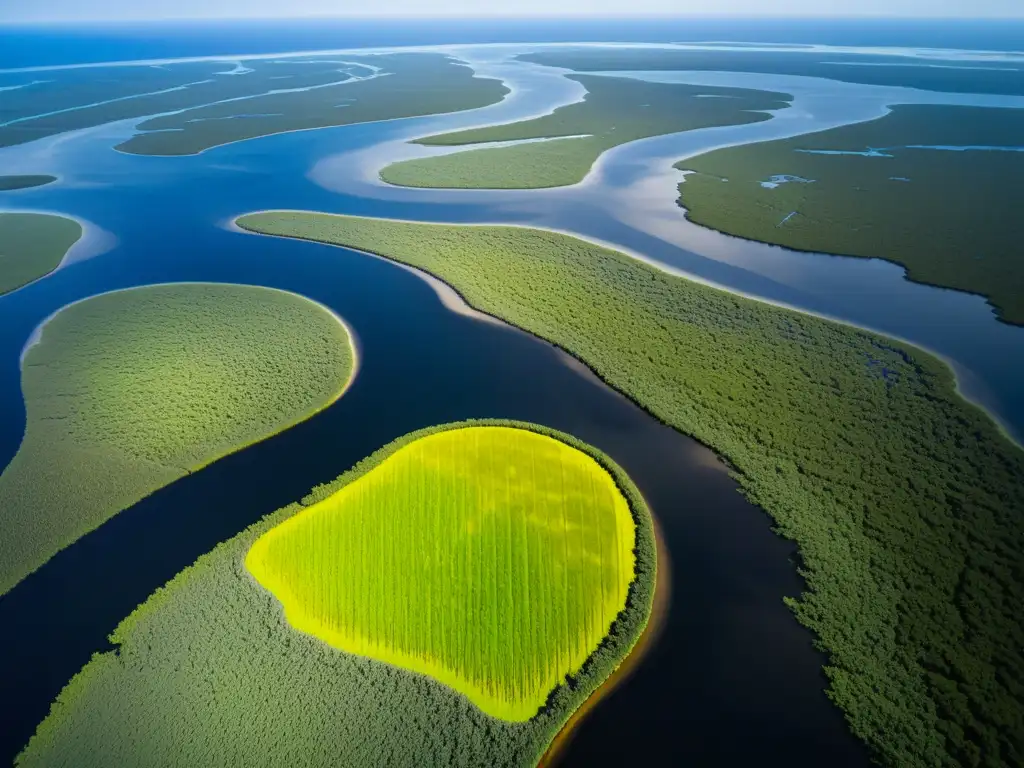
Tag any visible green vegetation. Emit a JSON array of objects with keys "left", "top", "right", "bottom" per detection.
[
  {"left": 380, "top": 75, "right": 788, "bottom": 189},
  {"left": 0, "top": 59, "right": 359, "bottom": 149},
  {"left": 0, "top": 175, "right": 56, "bottom": 191},
  {"left": 247, "top": 425, "right": 637, "bottom": 721},
  {"left": 0, "top": 283, "right": 356, "bottom": 595},
  {"left": 517, "top": 48, "right": 1024, "bottom": 96},
  {"left": 676, "top": 104, "right": 1024, "bottom": 324},
  {"left": 18, "top": 420, "right": 656, "bottom": 768},
  {"left": 382, "top": 137, "right": 599, "bottom": 189},
  {"left": 237, "top": 211, "right": 1024, "bottom": 768},
  {"left": 117, "top": 54, "right": 507, "bottom": 156},
  {"left": 0, "top": 54, "right": 506, "bottom": 154},
  {"left": 0, "top": 212, "right": 81, "bottom": 296}
]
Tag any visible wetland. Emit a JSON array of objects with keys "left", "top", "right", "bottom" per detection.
[
  {"left": 1, "top": 26, "right": 1022, "bottom": 768},
  {"left": 0, "top": 213, "right": 81, "bottom": 297}
]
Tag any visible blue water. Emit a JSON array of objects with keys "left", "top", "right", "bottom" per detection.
[
  {"left": 798, "top": 145, "right": 1024, "bottom": 155},
  {"left": 797, "top": 148, "right": 895, "bottom": 156},
  {"left": 760, "top": 173, "right": 816, "bottom": 188},
  {"left": 1, "top": 18, "right": 1023, "bottom": 69}
]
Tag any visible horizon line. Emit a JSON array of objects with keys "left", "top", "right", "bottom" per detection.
[{"left": 4, "top": 13, "right": 1024, "bottom": 25}]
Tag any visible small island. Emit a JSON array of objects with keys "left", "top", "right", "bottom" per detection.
[
  {"left": 18, "top": 420, "right": 656, "bottom": 767},
  {"left": 247, "top": 424, "right": 639, "bottom": 721},
  {"left": 0, "top": 175, "right": 57, "bottom": 192},
  {"left": 0, "top": 282, "right": 357, "bottom": 595},
  {"left": 0, "top": 212, "right": 82, "bottom": 296}
]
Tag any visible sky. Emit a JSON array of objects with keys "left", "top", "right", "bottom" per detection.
[{"left": 3, "top": 0, "right": 1022, "bottom": 23}]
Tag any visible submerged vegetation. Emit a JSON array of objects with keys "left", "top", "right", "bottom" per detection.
[
  {"left": 380, "top": 75, "right": 789, "bottom": 189},
  {"left": 19, "top": 420, "right": 655, "bottom": 767},
  {"left": 247, "top": 425, "right": 637, "bottom": 721},
  {"left": 0, "top": 212, "right": 81, "bottom": 296},
  {"left": 0, "top": 54, "right": 505, "bottom": 155},
  {"left": 237, "top": 211, "right": 1024, "bottom": 768},
  {"left": 0, "top": 283, "right": 356, "bottom": 595},
  {"left": 677, "top": 104, "right": 1024, "bottom": 324},
  {"left": 0, "top": 175, "right": 57, "bottom": 191}
]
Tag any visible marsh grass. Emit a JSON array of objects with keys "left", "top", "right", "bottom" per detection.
[
  {"left": 247, "top": 425, "right": 637, "bottom": 721},
  {"left": 0, "top": 55, "right": 506, "bottom": 155},
  {"left": 0, "top": 212, "right": 81, "bottom": 296},
  {"left": 379, "top": 75, "right": 789, "bottom": 189},
  {"left": 0, "top": 176, "right": 56, "bottom": 192},
  {"left": 678, "top": 104, "right": 1024, "bottom": 325},
  {"left": 117, "top": 54, "right": 508, "bottom": 156},
  {"left": 0, "top": 283, "right": 356, "bottom": 595},
  {"left": 517, "top": 48, "right": 1024, "bottom": 97}
]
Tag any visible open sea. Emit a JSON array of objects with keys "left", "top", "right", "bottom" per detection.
[{"left": 2, "top": 17, "right": 1023, "bottom": 70}]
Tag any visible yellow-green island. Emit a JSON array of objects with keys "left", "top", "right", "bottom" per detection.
[
  {"left": 0, "top": 282, "right": 357, "bottom": 596},
  {"left": 234, "top": 212, "right": 1024, "bottom": 768},
  {"left": 0, "top": 212, "right": 82, "bottom": 296},
  {"left": 18, "top": 420, "right": 657, "bottom": 767},
  {"left": 248, "top": 425, "right": 637, "bottom": 721}
]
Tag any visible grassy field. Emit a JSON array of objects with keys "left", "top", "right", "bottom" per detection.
[
  {"left": 18, "top": 420, "right": 656, "bottom": 768},
  {"left": 0, "top": 54, "right": 506, "bottom": 154},
  {"left": 677, "top": 104, "right": 1024, "bottom": 325},
  {"left": 0, "top": 212, "right": 81, "bottom": 296},
  {"left": 117, "top": 54, "right": 507, "bottom": 156},
  {"left": 379, "top": 75, "right": 789, "bottom": 189},
  {"left": 247, "top": 425, "right": 636, "bottom": 721},
  {"left": 237, "top": 211, "right": 1024, "bottom": 768},
  {"left": 517, "top": 48, "right": 1024, "bottom": 96},
  {"left": 0, "top": 175, "right": 56, "bottom": 191},
  {"left": 0, "top": 283, "right": 356, "bottom": 596}
]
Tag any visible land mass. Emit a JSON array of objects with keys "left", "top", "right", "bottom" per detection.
[
  {"left": 0, "top": 54, "right": 507, "bottom": 155},
  {"left": 18, "top": 420, "right": 656, "bottom": 768},
  {"left": 676, "top": 103, "right": 1024, "bottom": 325},
  {"left": 119, "top": 53, "right": 507, "bottom": 156},
  {"left": 517, "top": 47, "right": 1024, "bottom": 96},
  {"left": 0, "top": 175, "right": 57, "bottom": 191},
  {"left": 0, "top": 282, "right": 357, "bottom": 595},
  {"left": 379, "top": 75, "right": 789, "bottom": 189},
  {"left": 0, "top": 212, "right": 81, "bottom": 296},
  {"left": 235, "top": 212, "right": 1024, "bottom": 768},
  {"left": 247, "top": 425, "right": 639, "bottom": 722}
]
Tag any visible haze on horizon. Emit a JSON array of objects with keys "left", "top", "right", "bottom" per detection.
[{"left": 2, "top": 0, "right": 1021, "bottom": 23}]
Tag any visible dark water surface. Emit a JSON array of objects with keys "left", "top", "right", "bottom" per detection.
[{"left": 0, "top": 108, "right": 868, "bottom": 766}]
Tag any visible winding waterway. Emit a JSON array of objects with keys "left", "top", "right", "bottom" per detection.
[
  {"left": 311, "top": 46, "right": 1024, "bottom": 442},
  {"left": 1, "top": 38, "right": 1018, "bottom": 766}
]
